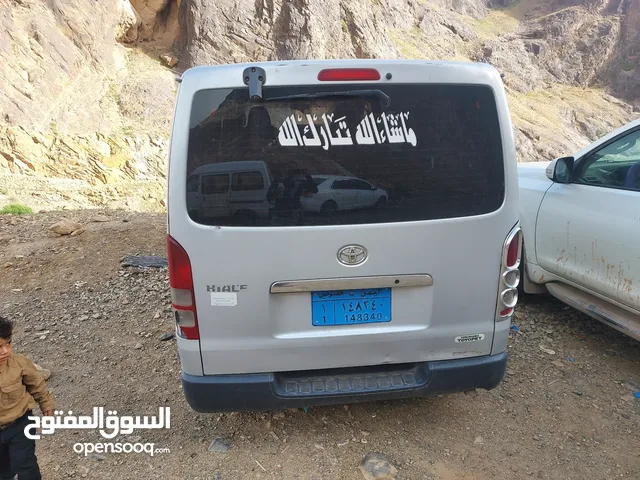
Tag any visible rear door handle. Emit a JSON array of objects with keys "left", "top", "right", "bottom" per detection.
[{"left": 270, "top": 274, "right": 433, "bottom": 294}]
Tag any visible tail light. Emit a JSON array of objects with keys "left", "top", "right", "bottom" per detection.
[
  {"left": 318, "top": 68, "right": 381, "bottom": 81},
  {"left": 496, "top": 225, "right": 522, "bottom": 320},
  {"left": 167, "top": 235, "right": 199, "bottom": 340}
]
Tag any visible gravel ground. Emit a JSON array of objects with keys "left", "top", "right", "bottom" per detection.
[{"left": 1, "top": 211, "right": 639, "bottom": 480}]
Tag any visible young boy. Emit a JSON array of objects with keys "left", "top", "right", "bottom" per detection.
[{"left": 0, "top": 315, "right": 54, "bottom": 480}]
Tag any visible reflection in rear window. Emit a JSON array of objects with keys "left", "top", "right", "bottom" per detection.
[
  {"left": 232, "top": 171, "right": 264, "bottom": 191},
  {"left": 201, "top": 174, "right": 229, "bottom": 194},
  {"left": 185, "top": 84, "right": 505, "bottom": 226},
  {"left": 313, "top": 177, "right": 328, "bottom": 186}
]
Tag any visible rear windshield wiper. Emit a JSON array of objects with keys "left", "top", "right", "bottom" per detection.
[{"left": 261, "top": 90, "right": 391, "bottom": 107}]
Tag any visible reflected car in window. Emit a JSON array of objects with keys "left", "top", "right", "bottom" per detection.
[{"left": 300, "top": 176, "right": 388, "bottom": 215}]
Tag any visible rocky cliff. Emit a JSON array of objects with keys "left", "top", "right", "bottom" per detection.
[{"left": 0, "top": 0, "right": 638, "bottom": 211}]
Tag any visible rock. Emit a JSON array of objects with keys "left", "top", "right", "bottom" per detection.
[
  {"left": 116, "top": 0, "right": 141, "bottom": 42},
  {"left": 208, "top": 437, "right": 232, "bottom": 453},
  {"left": 539, "top": 345, "right": 556, "bottom": 355},
  {"left": 474, "top": 436, "right": 484, "bottom": 444},
  {"left": 89, "top": 453, "right": 105, "bottom": 461},
  {"left": 160, "top": 54, "right": 179, "bottom": 68},
  {"left": 49, "top": 220, "right": 83, "bottom": 236},
  {"left": 70, "top": 228, "right": 85, "bottom": 237},
  {"left": 3, "top": 262, "right": 12, "bottom": 268},
  {"left": 358, "top": 453, "right": 398, "bottom": 480},
  {"left": 134, "top": 342, "right": 143, "bottom": 349},
  {"left": 34, "top": 363, "right": 51, "bottom": 380},
  {"left": 91, "top": 215, "right": 111, "bottom": 222},
  {"left": 158, "top": 332, "right": 174, "bottom": 341}
]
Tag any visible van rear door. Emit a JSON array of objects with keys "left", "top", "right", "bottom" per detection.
[{"left": 168, "top": 61, "right": 518, "bottom": 375}]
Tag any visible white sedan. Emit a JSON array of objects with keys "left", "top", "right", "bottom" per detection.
[
  {"left": 301, "top": 175, "right": 388, "bottom": 215},
  {"left": 518, "top": 118, "right": 640, "bottom": 341}
]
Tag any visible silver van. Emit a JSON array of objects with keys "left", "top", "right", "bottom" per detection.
[
  {"left": 167, "top": 60, "right": 521, "bottom": 412},
  {"left": 186, "top": 160, "right": 272, "bottom": 224}
]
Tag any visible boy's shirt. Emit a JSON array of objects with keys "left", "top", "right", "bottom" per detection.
[{"left": 0, "top": 354, "right": 54, "bottom": 425}]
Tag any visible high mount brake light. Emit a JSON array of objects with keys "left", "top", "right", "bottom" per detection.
[{"left": 317, "top": 68, "right": 381, "bottom": 82}]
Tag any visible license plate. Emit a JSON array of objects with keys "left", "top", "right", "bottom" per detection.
[{"left": 311, "top": 288, "right": 392, "bottom": 326}]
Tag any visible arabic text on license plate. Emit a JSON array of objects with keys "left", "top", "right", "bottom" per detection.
[{"left": 311, "top": 288, "right": 391, "bottom": 326}]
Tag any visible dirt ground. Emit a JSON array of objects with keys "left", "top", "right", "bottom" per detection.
[{"left": 0, "top": 211, "right": 639, "bottom": 480}]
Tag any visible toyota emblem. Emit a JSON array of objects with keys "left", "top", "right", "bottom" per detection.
[{"left": 337, "top": 245, "right": 367, "bottom": 266}]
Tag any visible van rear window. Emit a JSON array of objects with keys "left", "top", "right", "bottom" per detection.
[{"left": 185, "top": 84, "right": 505, "bottom": 226}]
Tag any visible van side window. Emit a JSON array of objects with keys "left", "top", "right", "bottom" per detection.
[
  {"left": 232, "top": 171, "right": 264, "bottom": 191},
  {"left": 202, "top": 174, "right": 229, "bottom": 194}
]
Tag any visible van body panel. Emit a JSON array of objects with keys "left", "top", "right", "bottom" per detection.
[
  {"left": 184, "top": 210, "right": 512, "bottom": 374},
  {"left": 176, "top": 335, "right": 203, "bottom": 376},
  {"left": 491, "top": 315, "right": 511, "bottom": 355},
  {"left": 168, "top": 60, "right": 518, "bottom": 406}
]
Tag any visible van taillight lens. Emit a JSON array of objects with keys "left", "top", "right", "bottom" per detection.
[
  {"left": 167, "top": 235, "right": 199, "bottom": 340},
  {"left": 317, "top": 68, "right": 381, "bottom": 81},
  {"left": 497, "top": 226, "right": 521, "bottom": 321},
  {"left": 506, "top": 231, "right": 520, "bottom": 267}
]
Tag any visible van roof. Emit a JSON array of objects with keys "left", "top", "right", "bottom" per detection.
[
  {"left": 178, "top": 59, "right": 502, "bottom": 85},
  {"left": 190, "top": 160, "right": 268, "bottom": 176}
]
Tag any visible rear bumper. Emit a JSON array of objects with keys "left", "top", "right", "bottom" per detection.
[{"left": 182, "top": 351, "right": 507, "bottom": 412}]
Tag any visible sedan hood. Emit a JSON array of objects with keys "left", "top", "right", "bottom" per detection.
[{"left": 517, "top": 161, "right": 552, "bottom": 183}]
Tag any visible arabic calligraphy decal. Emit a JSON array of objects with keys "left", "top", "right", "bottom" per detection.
[{"left": 277, "top": 112, "right": 418, "bottom": 149}]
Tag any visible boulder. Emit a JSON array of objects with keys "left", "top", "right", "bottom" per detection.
[
  {"left": 116, "top": 0, "right": 141, "bottom": 43},
  {"left": 50, "top": 220, "right": 83, "bottom": 236},
  {"left": 160, "top": 54, "right": 179, "bottom": 67},
  {"left": 359, "top": 453, "right": 398, "bottom": 480}
]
